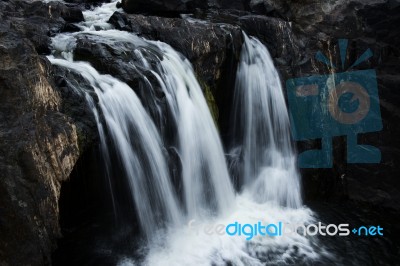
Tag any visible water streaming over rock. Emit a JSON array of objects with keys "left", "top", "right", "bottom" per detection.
[
  {"left": 145, "top": 41, "right": 235, "bottom": 218},
  {"left": 230, "top": 33, "right": 302, "bottom": 208},
  {"left": 49, "top": 2, "right": 235, "bottom": 239},
  {"left": 49, "top": 57, "right": 183, "bottom": 240},
  {"left": 48, "top": 1, "right": 322, "bottom": 264}
]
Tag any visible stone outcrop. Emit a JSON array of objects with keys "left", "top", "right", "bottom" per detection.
[
  {"left": 0, "top": 1, "right": 96, "bottom": 265},
  {"left": 0, "top": 31, "right": 76, "bottom": 266}
]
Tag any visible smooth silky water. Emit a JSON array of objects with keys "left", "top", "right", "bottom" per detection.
[
  {"left": 49, "top": 1, "right": 329, "bottom": 265},
  {"left": 229, "top": 33, "right": 302, "bottom": 208}
]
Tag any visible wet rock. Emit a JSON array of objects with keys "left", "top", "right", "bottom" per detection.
[
  {"left": 184, "top": 8, "right": 302, "bottom": 80},
  {"left": 50, "top": 65, "right": 99, "bottom": 151},
  {"left": 0, "top": 0, "right": 84, "bottom": 54},
  {"left": 108, "top": 12, "right": 243, "bottom": 134},
  {"left": 73, "top": 33, "right": 172, "bottom": 134},
  {"left": 120, "top": 0, "right": 207, "bottom": 15},
  {"left": 126, "top": 15, "right": 242, "bottom": 85},
  {"left": 62, "top": 23, "right": 82, "bottom": 33},
  {"left": 108, "top": 10, "right": 132, "bottom": 31}
]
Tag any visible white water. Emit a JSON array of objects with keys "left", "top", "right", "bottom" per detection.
[
  {"left": 49, "top": 57, "right": 183, "bottom": 240},
  {"left": 50, "top": 0, "right": 234, "bottom": 236},
  {"left": 55, "top": 27, "right": 236, "bottom": 219},
  {"left": 143, "top": 34, "right": 320, "bottom": 266},
  {"left": 230, "top": 33, "right": 302, "bottom": 208},
  {"left": 146, "top": 41, "right": 235, "bottom": 218},
  {"left": 48, "top": 1, "right": 324, "bottom": 265},
  {"left": 79, "top": 1, "right": 119, "bottom": 31}
]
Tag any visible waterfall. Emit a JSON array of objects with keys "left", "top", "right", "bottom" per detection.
[
  {"left": 49, "top": 1, "right": 323, "bottom": 264},
  {"left": 49, "top": 2, "right": 234, "bottom": 238},
  {"left": 49, "top": 57, "right": 183, "bottom": 239},
  {"left": 147, "top": 41, "right": 235, "bottom": 218},
  {"left": 145, "top": 34, "right": 319, "bottom": 266},
  {"left": 64, "top": 29, "right": 235, "bottom": 219},
  {"left": 230, "top": 33, "right": 302, "bottom": 208}
]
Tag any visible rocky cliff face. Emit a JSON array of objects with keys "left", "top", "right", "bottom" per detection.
[{"left": 0, "top": 1, "right": 96, "bottom": 265}]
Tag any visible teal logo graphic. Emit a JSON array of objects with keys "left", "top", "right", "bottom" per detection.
[{"left": 286, "top": 39, "right": 382, "bottom": 168}]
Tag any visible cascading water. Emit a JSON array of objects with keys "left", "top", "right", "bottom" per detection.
[
  {"left": 49, "top": 0, "right": 235, "bottom": 239},
  {"left": 49, "top": 1, "right": 325, "bottom": 265},
  {"left": 49, "top": 57, "right": 183, "bottom": 240},
  {"left": 230, "top": 33, "right": 302, "bottom": 208},
  {"left": 144, "top": 33, "right": 321, "bottom": 266},
  {"left": 145, "top": 41, "right": 235, "bottom": 218}
]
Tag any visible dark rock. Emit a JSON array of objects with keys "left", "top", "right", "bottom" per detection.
[
  {"left": 0, "top": 0, "right": 84, "bottom": 55},
  {"left": 19, "top": 1, "right": 84, "bottom": 23},
  {"left": 119, "top": 0, "right": 287, "bottom": 15},
  {"left": 248, "top": 0, "right": 290, "bottom": 18},
  {"left": 218, "top": 0, "right": 247, "bottom": 10},
  {"left": 108, "top": 11, "right": 132, "bottom": 31},
  {"left": 121, "top": 0, "right": 208, "bottom": 15},
  {"left": 0, "top": 29, "right": 80, "bottom": 265},
  {"left": 0, "top": 1, "right": 94, "bottom": 265},
  {"left": 58, "top": 5, "right": 85, "bottom": 23},
  {"left": 279, "top": 0, "right": 400, "bottom": 211},
  {"left": 237, "top": 15, "right": 299, "bottom": 79},
  {"left": 50, "top": 65, "right": 99, "bottom": 152},
  {"left": 62, "top": 23, "right": 81, "bottom": 33},
  {"left": 63, "top": 0, "right": 110, "bottom": 6},
  {"left": 73, "top": 33, "right": 171, "bottom": 131}
]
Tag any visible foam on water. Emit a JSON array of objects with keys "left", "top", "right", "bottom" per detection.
[{"left": 144, "top": 196, "right": 322, "bottom": 266}]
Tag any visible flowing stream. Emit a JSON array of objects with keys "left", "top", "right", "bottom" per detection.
[{"left": 49, "top": 1, "right": 324, "bottom": 265}]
